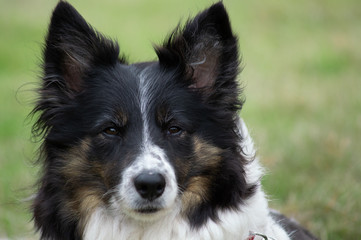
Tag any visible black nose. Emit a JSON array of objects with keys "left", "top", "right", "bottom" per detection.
[{"left": 134, "top": 172, "right": 166, "bottom": 201}]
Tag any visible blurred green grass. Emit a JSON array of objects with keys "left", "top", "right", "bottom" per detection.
[{"left": 0, "top": 0, "right": 360, "bottom": 239}]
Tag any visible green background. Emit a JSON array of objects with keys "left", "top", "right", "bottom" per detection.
[{"left": 0, "top": 0, "right": 360, "bottom": 239}]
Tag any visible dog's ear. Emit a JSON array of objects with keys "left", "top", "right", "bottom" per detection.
[
  {"left": 42, "top": 1, "right": 122, "bottom": 96},
  {"left": 156, "top": 2, "right": 241, "bottom": 109}
]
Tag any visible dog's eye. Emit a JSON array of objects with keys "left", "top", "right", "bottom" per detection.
[
  {"left": 167, "top": 126, "right": 182, "bottom": 136},
  {"left": 103, "top": 127, "right": 119, "bottom": 136}
]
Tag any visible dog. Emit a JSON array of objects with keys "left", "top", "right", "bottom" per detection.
[{"left": 31, "top": 1, "right": 318, "bottom": 239}]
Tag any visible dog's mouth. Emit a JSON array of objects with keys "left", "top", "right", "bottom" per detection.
[{"left": 136, "top": 207, "right": 160, "bottom": 214}]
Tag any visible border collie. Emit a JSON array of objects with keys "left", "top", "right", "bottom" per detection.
[{"left": 31, "top": 1, "right": 317, "bottom": 239}]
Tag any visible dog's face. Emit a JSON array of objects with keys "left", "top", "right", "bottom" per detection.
[{"left": 33, "top": 2, "right": 255, "bottom": 237}]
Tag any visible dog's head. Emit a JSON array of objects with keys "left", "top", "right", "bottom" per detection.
[{"left": 33, "top": 1, "right": 255, "bottom": 237}]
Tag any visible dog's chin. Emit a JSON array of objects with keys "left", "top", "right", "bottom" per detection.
[{"left": 125, "top": 206, "right": 171, "bottom": 222}]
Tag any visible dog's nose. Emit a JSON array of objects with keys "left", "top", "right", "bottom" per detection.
[{"left": 134, "top": 171, "right": 166, "bottom": 201}]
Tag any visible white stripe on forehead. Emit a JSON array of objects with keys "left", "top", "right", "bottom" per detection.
[
  {"left": 114, "top": 68, "right": 178, "bottom": 220},
  {"left": 139, "top": 67, "right": 154, "bottom": 148},
  {"left": 137, "top": 68, "right": 170, "bottom": 170}
]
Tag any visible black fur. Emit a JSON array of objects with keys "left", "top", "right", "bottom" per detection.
[
  {"left": 32, "top": 2, "right": 256, "bottom": 239},
  {"left": 270, "top": 211, "right": 319, "bottom": 240},
  {"left": 156, "top": 2, "right": 255, "bottom": 227}
]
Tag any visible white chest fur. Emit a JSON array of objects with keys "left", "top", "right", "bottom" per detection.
[{"left": 83, "top": 189, "right": 289, "bottom": 240}]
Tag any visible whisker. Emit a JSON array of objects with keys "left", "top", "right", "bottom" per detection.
[{"left": 102, "top": 187, "right": 119, "bottom": 200}]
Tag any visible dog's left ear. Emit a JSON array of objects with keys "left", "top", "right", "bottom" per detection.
[
  {"left": 43, "top": 1, "right": 122, "bottom": 96},
  {"left": 156, "top": 2, "right": 241, "bottom": 108}
]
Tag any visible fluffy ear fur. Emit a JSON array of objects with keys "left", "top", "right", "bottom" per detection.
[
  {"left": 33, "top": 1, "right": 123, "bottom": 137},
  {"left": 156, "top": 2, "right": 241, "bottom": 111},
  {"left": 43, "top": 1, "right": 122, "bottom": 95}
]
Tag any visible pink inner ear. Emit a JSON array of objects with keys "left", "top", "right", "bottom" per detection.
[
  {"left": 63, "top": 61, "right": 84, "bottom": 93},
  {"left": 189, "top": 53, "right": 219, "bottom": 89},
  {"left": 61, "top": 49, "right": 89, "bottom": 93}
]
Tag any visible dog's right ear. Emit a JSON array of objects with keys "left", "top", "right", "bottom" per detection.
[
  {"left": 42, "top": 1, "right": 122, "bottom": 96},
  {"left": 156, "top": 2, "right": 241, "bottom": 111}
]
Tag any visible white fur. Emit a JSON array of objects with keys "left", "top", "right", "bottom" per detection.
[
  {"left": 114, "top": 68, "right": 178, "bottom": 221},
  {"left": 115, "top": 143, "right": 178, "bottom": 222},
  {"left": 83, "top": 119, "right": 290, "bottom": 240}
]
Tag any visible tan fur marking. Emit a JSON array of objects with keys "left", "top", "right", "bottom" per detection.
[
  {"left": 61, "top": 138, "right": 94, "bottom": 178},
  {"left": 182, "top": 176, "right": 212, "bottom": 214},
  {"left": 77, "top": 188, "right": 103, "bottom": 232},
  {"left": 59, "top": 138, "right": 106, "bottom": 232},
  {"left": 116, "top": 110, "right": 127, "bottom": 127},
  {"left": 181, "top": 137, "right": 223, "bottom": 214},
  {"left": 193, "top": 136, "right": 223, "bottom": 168}
]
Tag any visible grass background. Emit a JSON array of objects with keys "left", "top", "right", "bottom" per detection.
[{"left": 0, "top": 0, "right": 360, "bottom": 239}]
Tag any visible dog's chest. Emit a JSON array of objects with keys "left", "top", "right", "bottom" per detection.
[
  {"left": 83, "top": 207, "right": 246, "bottom": 240},
  {"left": 82, "top": 190, "right": 285, "bottom": 240}
]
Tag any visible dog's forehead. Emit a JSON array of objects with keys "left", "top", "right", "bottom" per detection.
[
  {"left": 92, "top": 62, "right": 160, "bottom": 101},
  {"left": 130, "top": 62, "right": 167, "bottom": 89},
  {"left": 128, "top": 62, "right": 173, "bottom": 104},
  {"left": 110, "top": 62, "right": 155, "bottom": 94},
  {"left": 130, "top": 61, "right": 158, "bottom": 72},
  {"left": 92, "top": 62, "right": 165, "bottom": 118},
  {"left": 92, "top": 61, "right": 180, "bottom": 124}
]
